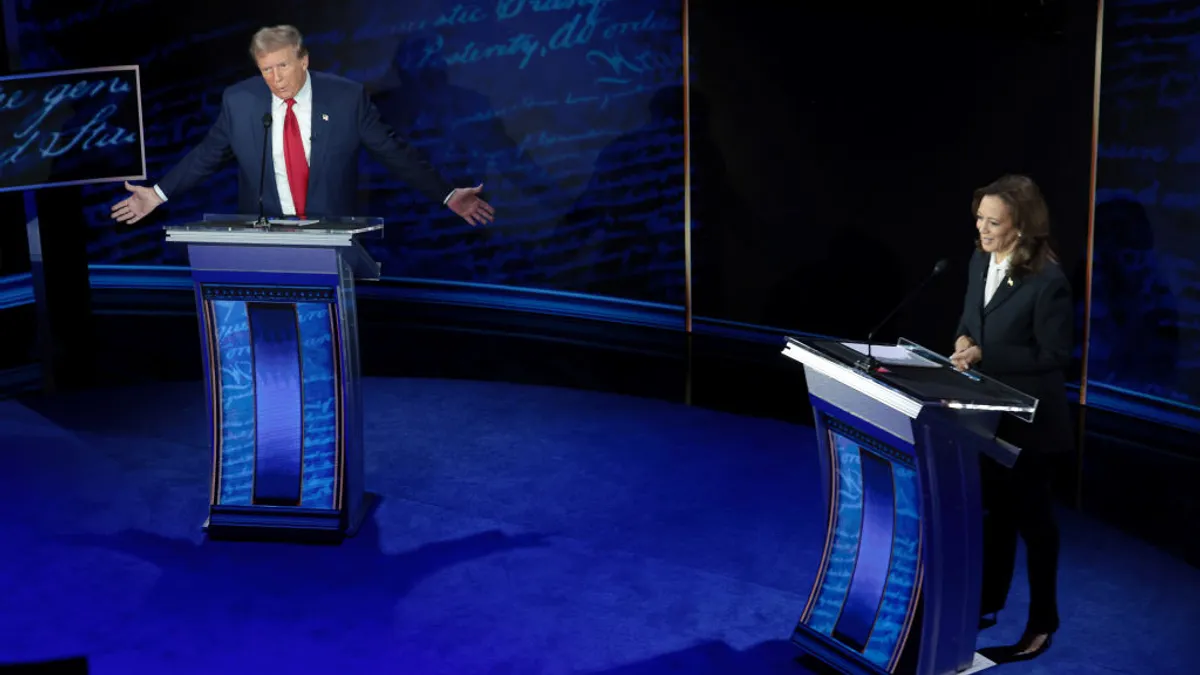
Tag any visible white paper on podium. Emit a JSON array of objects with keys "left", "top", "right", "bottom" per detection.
[
  {"left": 961, "top": 652, "right": 998, "bottom": 673},
  {"left": 268, "top": 218, "right": 320, "bottom": 226},
  {"left": 842, "top": 342, "right": 943, "bottom": 368}
]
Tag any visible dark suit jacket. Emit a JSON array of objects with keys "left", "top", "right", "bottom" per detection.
[
  {"left": 956, "top": 249, "right": 1074, "bottom": 453},
  {"left": 158, "top": 71, "right": 453, "bottom": 217}
]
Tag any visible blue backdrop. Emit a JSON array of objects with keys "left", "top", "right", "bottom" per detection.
[
  {"left": 1091, "top": 0, "right": 1200, "bottom": 420},
  {"left": 25, "top": 2, "right": 1175, "bottom": 427},
  {"left": 10, "top": 0, "right": 685, "bottom": 306}
]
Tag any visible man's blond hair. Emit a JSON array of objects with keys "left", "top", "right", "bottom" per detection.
[{"left": 249, "top": 25, "right": 307, "bottom": 60}]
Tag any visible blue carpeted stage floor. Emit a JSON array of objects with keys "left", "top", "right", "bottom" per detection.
[{"left": 0, "top": 378, "right": 1196, "bottom": 674}]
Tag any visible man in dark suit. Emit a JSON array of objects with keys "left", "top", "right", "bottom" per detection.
[
  {"left": 110, "top": 24, "right": 494, "bottom": 226},
  {"left": 950, "top": 174, "right": 1073, "bottom": 664}
]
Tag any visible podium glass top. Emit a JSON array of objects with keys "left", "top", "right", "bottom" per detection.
[
  {"left": 164, "top": 214, "right": 384, "bottom": 236},
  {"left": 785, "top": 336, "right": 1039, "bottom": 421}
]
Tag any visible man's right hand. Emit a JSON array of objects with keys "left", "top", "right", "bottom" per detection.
[{"left": 110, "top": 181, "right": 163, "bottom": 224}]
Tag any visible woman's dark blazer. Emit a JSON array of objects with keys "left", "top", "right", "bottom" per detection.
[{"left": 955, "top": 249, "right": 1075, "bottom": 453}]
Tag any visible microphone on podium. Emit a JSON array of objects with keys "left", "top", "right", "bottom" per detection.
[
  {"left": 255, "top": 113, "right": 273, "bottom": 227},
  {"left": 856, "top": 258, "right": 950, "bottom": 372}
]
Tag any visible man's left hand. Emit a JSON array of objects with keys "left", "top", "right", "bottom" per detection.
[{"left": 448, "top": 184, "right": 495, "bottom": 226}]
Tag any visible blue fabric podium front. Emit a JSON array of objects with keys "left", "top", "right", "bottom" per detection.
[
  {"left": 165, "top": 216, "right": 384, "bottom": 540},
  {"left": 782, "top": 337, "right": 1036, "bottom": 675}
]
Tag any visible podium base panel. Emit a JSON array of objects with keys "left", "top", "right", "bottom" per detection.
[{"left": 203, "top": 494, "right": 371, "bottom": 543}]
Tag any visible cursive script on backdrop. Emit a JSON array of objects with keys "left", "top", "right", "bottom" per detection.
[
  {"left": 351, "top": 1, "right": 679, "bottom": 81},
  {"left": 0, "top": 65, "right": 144, "bottom": 193},
  {"left": 13, "top": 0, "right": 685, "bottom": 306}
]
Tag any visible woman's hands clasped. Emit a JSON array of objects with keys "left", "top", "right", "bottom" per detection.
[{"left": 951, "top": 336, "right": 982, "bottom": 371}]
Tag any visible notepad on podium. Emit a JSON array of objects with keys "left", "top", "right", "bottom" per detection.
[{"left": 841, "top": 342, "right": 942, "bottom": 368}]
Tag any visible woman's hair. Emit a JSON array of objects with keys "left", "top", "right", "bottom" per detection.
[{"left": 972, "top": 174, "right": 1057, "bottom": 278}]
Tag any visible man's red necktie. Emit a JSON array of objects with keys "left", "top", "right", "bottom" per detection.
[{"left": 283, "top": 98, "right": 308, "bottom": 218}]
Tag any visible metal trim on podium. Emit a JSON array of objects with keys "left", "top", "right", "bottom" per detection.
[
  {"left": 165, "top": 214, "right": 384, "bottom": 541},
  {"left": 782, "top": 337, "right": 1037, "bottom": 675}
]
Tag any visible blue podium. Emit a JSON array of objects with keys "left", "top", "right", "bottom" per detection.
[
  {"left": 165, "top": 215, "right": 384, "bottom": 540},
  {"left": 782, "top": 337, "right": 1036, "bottom": 675}
]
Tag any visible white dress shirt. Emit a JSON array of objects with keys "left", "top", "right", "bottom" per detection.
[
  {"left": 983, "top": 253, "right": 1010, "bottom": 306},
  {"left": 154, "top": 73, "right": 458, "bottom": 212}
]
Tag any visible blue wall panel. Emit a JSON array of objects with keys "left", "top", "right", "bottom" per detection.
[{"left": 1090, "top": 0, "right": 1200, "bottom": 427}]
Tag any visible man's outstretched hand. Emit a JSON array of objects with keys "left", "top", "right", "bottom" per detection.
[
  {"left": 111, "top": 181, "right": 163, "bottom": 224},
  {"left": 447, "top": 184, "right": 495, "bottom": 226}
]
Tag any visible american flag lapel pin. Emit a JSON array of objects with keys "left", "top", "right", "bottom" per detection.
[{"left": 321, "top": 113, "right": 329, "bottom": 122}]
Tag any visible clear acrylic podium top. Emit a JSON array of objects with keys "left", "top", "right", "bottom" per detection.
[
  {"left": 784, "top": 336, "right": 1039, "bottom": 422},
  {"left": 166, "top": 213, "right": 385, "bottom": 236},
  {"left": 163, "top": 214, "right": 385, "bottom": 248}
]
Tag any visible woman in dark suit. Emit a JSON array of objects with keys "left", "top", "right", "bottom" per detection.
[{"left": 950, "top": 174, "right": 1073, "bottom": 663}]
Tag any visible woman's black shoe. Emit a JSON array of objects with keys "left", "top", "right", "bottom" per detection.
[{"left": 979, "top": 632, "right": 1053, "bottom": 664}]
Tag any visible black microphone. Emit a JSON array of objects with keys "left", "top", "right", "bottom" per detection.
[
  {"left": 255, "top": 113, "right": 272, "bottom": 227},
  {"left": 857, "top": 258, "right": 950, "bottom": 372}
]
